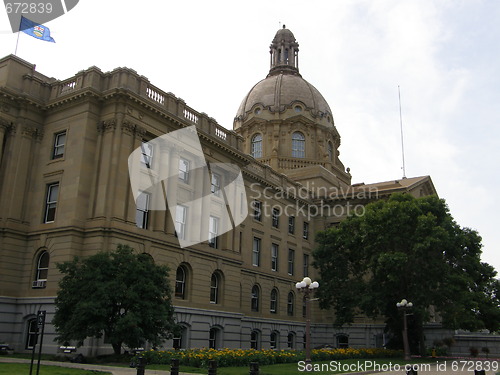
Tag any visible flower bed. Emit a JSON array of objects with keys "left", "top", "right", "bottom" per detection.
[{"left": 139, "top": 347, "right": 402, "bottom": 368}]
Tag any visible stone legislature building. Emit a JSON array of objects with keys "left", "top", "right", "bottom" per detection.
[{"left": 0, "top": 27, "right": 437, "bottom": 355}]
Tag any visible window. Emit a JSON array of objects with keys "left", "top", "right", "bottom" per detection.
[
  {"left": 208, "top": 216, "right": 219, "bottom": 248},
  {"left": 175, "top": 266, "right": 187, "bottom": 299},
  {"left": 252, "top": 200, "right": 262, "bottom": 221},
  {"left": 302, "top": 296, "right": 307, "bottom": 318},
  {"left": 52, "top": 131, "right": 66, "bottom": 159},
  {"left": 288, "top": 216, "right": 295, "bottom": 234},
  {"left": 288, "top": 249, "right": 295, "bottom": 275},
  {"left": 179, "top": 158, "right": 190, "bottom": 183},
  {"left": 287, "top": 332, "right": 295, "bottom": 349},
  {"left": 287, "top": 292, "right": 294, "bottom": 316},
  {"left": 251, "top": 134, "right": 262, "bottom": 158},
  {"left": 337, "top": 334, "right": 349, "bottom": 348},
  {"left": 250, "top": 330, "right": 260, "bottom": 349},
  {"left": 294, "top": 105, "right": 302, "bottom": 113},
  {"left": 303, "top": 222, "right": 309, "bottom": 240},
  {"left": 303, "top": 254, "right": 309, "bottom": 277},
  {"left": 210, "top": 272, "right": 220, "bottom": 304},
  {"left": 44, "top": 183, "right": 59, "bottom": 223},
  {"left": 292, "top": 132, "right": 305, "bottom": 158},
  {"left": 270, "top": 331, "right": 279, "bottom": 349},
  {"left": 252, "top": 237, "right": 261, "bottom": 266},
  {"left": 173, "top": 326, "right": 188, "bottom": 350},
  {"left": 140, "top": 141, "right": 153, "bottom": 167},
  {"left": 211, "top": 173, "right": 221, "bottom": 196},
  {"left": 209, "top": 327, "right": 220, "bottom": 349},
  {"left": 25, "top": 318, "right": 38, "bottom": 349},
  {"left": 271, "top": 207, "right": 280, "bottom": 228},
  {"left": 135, "top": 192, "right": 150, "bottom": 229},
  {"left": 33, "top": 251, "right": 49, "bottom": 288},
  {"left": 175, "top": 205, "right": 187, "bottom": 240},
  {"left": 270, "top": 288, "right": 278, "bottom": 314},
  {"left": 251, "top": 285, "right": 260, "bottom": 312},
  {"left": 271, "top": 243, "right": 278, "bottom": 271},
  {"left": 327, "top": 141, "right": 333, "bottom": 161}
]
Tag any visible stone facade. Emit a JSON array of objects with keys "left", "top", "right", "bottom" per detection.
[{"left": 0, "top": 27, "right": 442, "bottom": 355}]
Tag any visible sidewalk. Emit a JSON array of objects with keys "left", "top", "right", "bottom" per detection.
[{"left": 0, "top": 356, "right": 198, "bottom": 375}]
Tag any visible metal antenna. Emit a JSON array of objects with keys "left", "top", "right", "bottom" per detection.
[{"left": 398, "top": 85, "right": 407, "bottom": 179}]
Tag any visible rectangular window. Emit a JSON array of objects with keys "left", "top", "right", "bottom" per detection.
[
  {"left": 272, "top": 207, "right": 280, "bottom": 228},
  {"left": 211, "top": 173, "right": 221, "bottom": 197},
  {"left": 52, "top": 131, "right": 66, "bottom": 159},
  {"left": 253, "top": 200, "right": 262, "bottom": 221},
  {"left": 303, "top": 222, "right": 309, "bottom": 240},
  {"left": 175, "top": 205, "right": 187, "bottom": 239},
  {"left": 179, "top": 158, "right": 190, "bottom": 183},
  {"left": 288, "top": 249, "right": 295, "bottom": 275},
  {"left": 303, "top": 254, "right": 309, "bottom": 277},
  {"left": 44, "top": 183, "right": 59, "bottom": 223},
  {"left": 140, "top": 141, "right": 154, "bottom": 168},
  {"left": 288, "top": 216, "right": 295, "bottom": 234},
  {"left": 252, "top": 237, "right": 261, "bottom": 266},
  {"left": 271, "top": 243, "right": 279, "bottom": 271},
  {"left": 208, "top": 216, "right": 219, "bottom": 248},
  {"left": 135, "top": 192, "right": 150, "bottom": 229}
]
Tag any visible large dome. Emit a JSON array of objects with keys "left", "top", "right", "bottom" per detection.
[
  {"left": 234, "top": 25, "right": 334, "bottom": 127},
  {"left": 235, "top": 73, "right": 333, "bottom": 123}
]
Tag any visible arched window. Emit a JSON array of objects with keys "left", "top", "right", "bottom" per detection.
[
  {"left": 327, "top": 141, "right": 333, "bottom": 161},
  {"left": 250, "top": 330, "right": 260, "bottom": 349},
  {"left": 251, "top": 134, "right": 263, "bottom": 158},
  {"left": 25, "top": 318, "right": 38, "bottom": 349},
  {"left": 287, "top": 292, "right": 295, "bottom": 316},
  {"left": 33, "top": 251, "right": 49, "bottom": 288},
  {"left": 287, "top": 332, "right": 296, "bottom": 349},
  {"left": 251, "top": 285, "right": 260, "bottom": 312},
  {"left": 173, "top": 324, "right": 189, "bottom": 350},
  {"left": 292, "top": 132, "right": 305, "bottom": 158},
  {"left": 209, "top": 327, "right": 222, "bottom": 349},
  {"left": 270, "top": 288, "right": 278, "bottom": 314},
  {"left": 175, "top": 266, "right": 187, "bottom": 299},
  {"left": 337, "top": 334, "right": 349, "bottom": 348},
  {"left": 270, "top": 331, "right": 279, "bottom": 349},
  {"left": 210, "top": 272, "right": 220, "bottom": 304}
]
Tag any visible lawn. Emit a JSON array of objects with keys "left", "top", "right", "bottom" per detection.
[
  {"left": 149, "top": 358, "right": 436, "bottom": 375},
  {"left": 0, "top": 363, "right": 111, "bottom": 375}
]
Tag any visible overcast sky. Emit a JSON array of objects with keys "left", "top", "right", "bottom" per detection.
[{"left": 1, "top": 0, "right": 499, "bottom": 272}]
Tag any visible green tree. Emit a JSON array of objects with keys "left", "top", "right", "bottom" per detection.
[
  {"left": 313, "top": 193, "right": 500, "bottom": 352},
  {"left": 53, "top": 244, "right": 177, "bottom": 355}
]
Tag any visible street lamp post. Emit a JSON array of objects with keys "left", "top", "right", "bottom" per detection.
[
  {"left": 296, "top": 277, "right": 319, "bottom": 370},
  {"left": 396, "top": 299, "right": 413, "bottom": 361}
]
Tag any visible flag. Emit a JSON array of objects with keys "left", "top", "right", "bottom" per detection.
[{"left": 20, "top": 16, "right": 55, "bottom": 43}]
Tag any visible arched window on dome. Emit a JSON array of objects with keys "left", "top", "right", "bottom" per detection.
[
  {"left": 292, "top": 132, "right": 305, "bottom": 158},
  {"left": 251, "top": 134, "right": 263, "bottom": 158},
  {"left": 327, "top": 141, "right": 333, "bottom": 162}
]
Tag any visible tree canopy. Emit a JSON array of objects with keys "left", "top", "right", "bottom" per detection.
[
  {"left": 53, "top": 244, "right": 177, "bottom": 355},
  {"left": 313, "top": 193, "right": 500, "bottom": 350}
]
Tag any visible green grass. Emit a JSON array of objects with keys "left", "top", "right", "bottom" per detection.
[
  {"left": 0, "top": 363, "right": 111, "bottom": 375},
  {"left": 148, "top": 358, "right": 437, "bottom": 375}
]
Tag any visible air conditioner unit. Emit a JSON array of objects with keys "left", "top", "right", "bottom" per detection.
[{"left": 32, "top": 280, "right": 46, "bottom": 288}]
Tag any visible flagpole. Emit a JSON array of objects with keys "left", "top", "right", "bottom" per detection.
[
  {"left": 14, "top": 17, "right": 23, "bottom": 55},
  {"left": 14, "top": 31, "right": 21, "bottom": 55}
]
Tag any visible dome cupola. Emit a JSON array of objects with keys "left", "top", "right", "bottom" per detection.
[{"left": 233, "top": 26, "right": 351, "bottom": 189}]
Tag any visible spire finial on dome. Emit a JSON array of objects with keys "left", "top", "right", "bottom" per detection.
[{"left": 268, "top": 26, "right": 300, "bottom": 76}]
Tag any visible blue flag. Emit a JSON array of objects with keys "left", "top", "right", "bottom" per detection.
[{"left": 20, "top": 16, "right": 55, "bottom": 43}]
